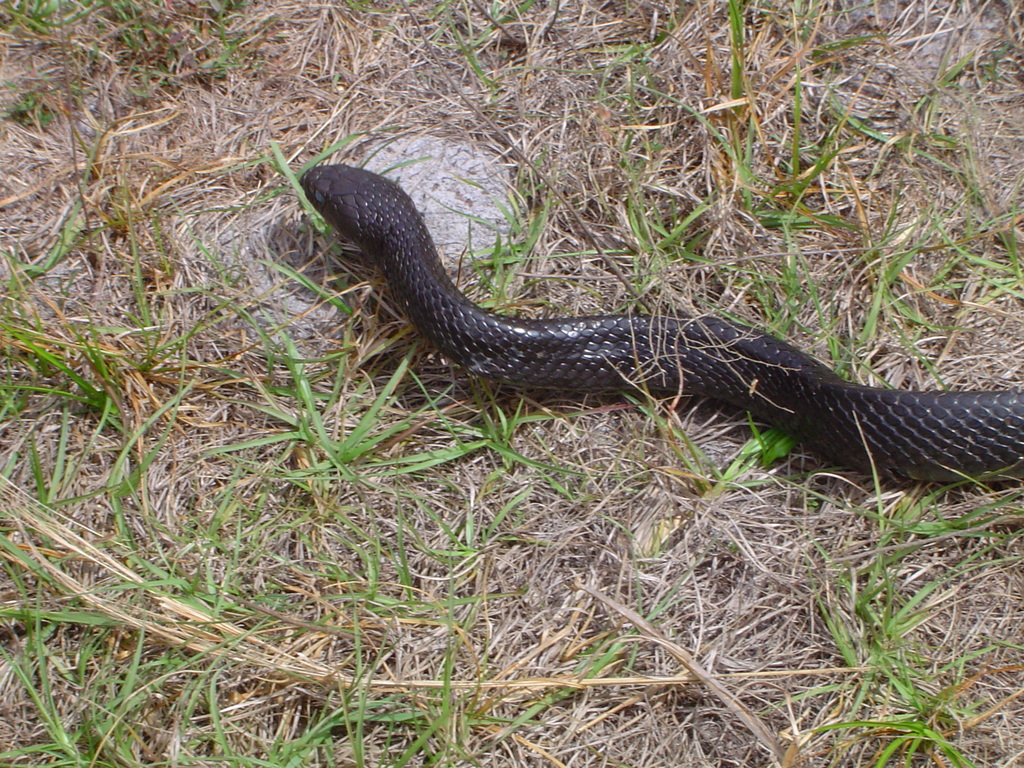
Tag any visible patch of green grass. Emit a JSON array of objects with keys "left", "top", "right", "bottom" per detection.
[
  {"left": 3, "top": 0, "right": 256, "bottom": 97},
  {"left": 1, "top": 0, "right": 97, "bottom": 33},
  {"left": 99, "top": 0, "right": 253, "bottom": 84},
  {"left": 811, "top": 487, "right": 1024, "bottom": 766},
  {"left": 2, "top": 87, "right": 59, "bottom": 128}
]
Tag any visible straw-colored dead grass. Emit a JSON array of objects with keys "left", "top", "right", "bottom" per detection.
[{"left": 2, "top": 0, "right": 1024, "bottom": 766}]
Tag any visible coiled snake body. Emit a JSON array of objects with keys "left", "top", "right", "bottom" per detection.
[{"left": 301, "top": 164, "right": 1024, "bottom": 481}]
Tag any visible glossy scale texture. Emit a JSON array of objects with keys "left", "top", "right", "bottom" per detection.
[{"left": 301, "top": 164, "right": 1024, "bottom": 481}]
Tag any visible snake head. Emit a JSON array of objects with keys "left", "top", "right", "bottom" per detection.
[{"left": 300, "top": 164, "right": 416, "bottom": 256}]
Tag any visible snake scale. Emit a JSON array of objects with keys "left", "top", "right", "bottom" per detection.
[{"left": 301, "top": 163, "right": 1024, "bottom": 481}]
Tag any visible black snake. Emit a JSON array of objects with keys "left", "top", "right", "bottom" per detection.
[{"left": 301, "top": 163, "right": 1024, "bottom": 481}]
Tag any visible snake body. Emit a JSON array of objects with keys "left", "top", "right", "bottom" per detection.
[{"left": 301, "top": 164, "right": 1024, "bottom": 480}]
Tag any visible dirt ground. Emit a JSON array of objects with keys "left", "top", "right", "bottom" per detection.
[{"left": 2, "top": 1, "right": 1024, "bottom": 766}]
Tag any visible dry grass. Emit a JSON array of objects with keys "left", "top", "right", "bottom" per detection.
[{"left": 2, "top": 0, "right": 1024, "bottom": 766}]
